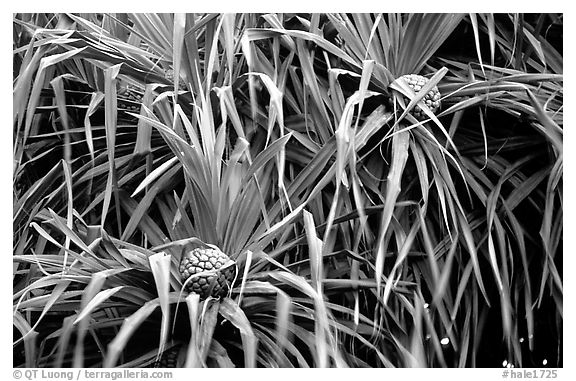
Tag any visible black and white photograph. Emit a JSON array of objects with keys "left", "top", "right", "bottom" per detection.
[{"left": 12, "top": 11, "right": 564, "bottom": 372}]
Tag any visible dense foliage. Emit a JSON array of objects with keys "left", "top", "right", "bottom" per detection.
[{"left": 13, "top": 13, "right": 562, "bottom": 368}]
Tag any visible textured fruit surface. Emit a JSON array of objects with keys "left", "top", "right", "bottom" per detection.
[
  {"left": 179, "top": 248, "right": 236, "bottom": 299},
  {"left": 398, "top": 74, "right": 441, "bottom": 121}
]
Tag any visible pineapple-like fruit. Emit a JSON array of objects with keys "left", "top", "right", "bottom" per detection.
[
  {"left": 179, "top": 247, "right": 236, "bottom": 300},
  {"left": 398, "top": 74, "right": 441, "bottom": 121}
]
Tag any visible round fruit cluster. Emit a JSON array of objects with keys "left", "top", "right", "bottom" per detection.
[
  {"left": 117, "top": 85, "right": 143, "bottom": 113},
  {"left": 398, "top": 74, "right": 441, "bottom": 121},
  {"left": 178, "top": 248, "right": 236, "bottom": 300},
  {"left": 164, "top": 69, "right": 187, "bottom": 91}
]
